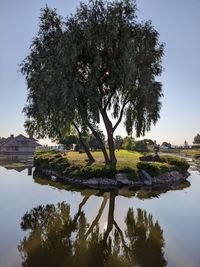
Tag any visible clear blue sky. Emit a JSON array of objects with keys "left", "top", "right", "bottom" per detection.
[{"left": 0, "top": 0, "right": 199, "bottom": 145}]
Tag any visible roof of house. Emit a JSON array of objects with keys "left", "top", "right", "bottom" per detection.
[{"left": 0, "top": 134, "right": 41, "bottom": 148}]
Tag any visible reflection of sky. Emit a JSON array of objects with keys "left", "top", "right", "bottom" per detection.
[
  {"left": 0, "top": 0, "right": 200, "bottom": 145},
  {"left": 0, "top": 167, "right": 200, "bottom": 267}
]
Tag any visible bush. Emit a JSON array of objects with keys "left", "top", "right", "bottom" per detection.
[
  {"left": 160, "top": 155, "right": 189, "bottom": 173},
  {"left": 135, "top": 141, "right": 149, "bottom": 152},
  {"left": 68, "top": 165, "right": 116, "bottom": 179},
  {"left": 137, "top": 162, "right": 175, "bottom": 177},
  {"left": 34, "top": 151, "right": 70, "bottom": 173}
]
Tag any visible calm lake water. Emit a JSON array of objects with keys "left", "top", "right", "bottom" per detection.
[{"left": 0, "top": 158, "right": 200, "bottom": 267}]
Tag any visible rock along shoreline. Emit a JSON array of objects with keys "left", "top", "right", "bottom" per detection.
[{"left": 35, "top": 168, "right": 190, "bottom": 189}]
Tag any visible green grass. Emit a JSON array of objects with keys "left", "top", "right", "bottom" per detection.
[
  {"left": 179, "top": 149, "right": 200, "bottom": 159},
  {"left": 4, "top": 162, "right": 26, "bottom": 168},
  {"left": 34, "top": 150, "right": 190, "bottom": 179},
  {"left": 66, "top": 149, "right": 142, "bottom": 170},
  {"left": 161, "top": 148, "right": 200, "bottom": 159}
]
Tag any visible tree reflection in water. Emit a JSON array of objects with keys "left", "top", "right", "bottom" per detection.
[{"left": 19, "top": 193, "right": 167, "bottom": 267}]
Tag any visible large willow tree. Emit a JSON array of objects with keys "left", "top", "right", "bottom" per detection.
[{"left": 21, "top": 0, "right": 164, "bottom": 164}]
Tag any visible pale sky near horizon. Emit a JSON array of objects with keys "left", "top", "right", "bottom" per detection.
[{"left": 0, "top": 0, "right": 199, "bottom": 145}]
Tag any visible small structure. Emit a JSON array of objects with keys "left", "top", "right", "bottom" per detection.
[{"left": 0, "top": 134, "right": 41, "bottom": 155}]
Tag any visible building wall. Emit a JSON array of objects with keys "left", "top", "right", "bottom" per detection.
[{"left": 0, "top": 146, "right": 37, "bottom": 154}]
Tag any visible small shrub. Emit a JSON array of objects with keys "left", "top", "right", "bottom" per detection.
[
  {"left": 34, "top": 151, "right": 70, "bottom": 173},
  {"left": 66, "top": 165, "right": 117, "bottom": 179},
  {"left": 137, "top": 162, "right": 175, "bottom": 177},
  {"left": 160, "top": 155, "right": 189, "bottom": 173}
]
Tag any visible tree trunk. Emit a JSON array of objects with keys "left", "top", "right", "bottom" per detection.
[
  {"left": 107, "top": 131, "right": 117, "bottom": 165},
  {"left": 72, "top": 122, "right": 95, "bottom": 163},
  {"left": 88, "top": 124, "right": 110, "bottom": 164},
  {"left": 100, "top": 109, "right": 117, "bottom": 165},
  {"left": 79, "top": 137, "right": 95, "bottom": 163},
  {"left": 103, "top": 192, "right": 115, "bottom": 242}
]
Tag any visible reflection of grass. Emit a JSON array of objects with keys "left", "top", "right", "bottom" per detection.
[
  {"left": 4, "top": 163, "right": 26, "bottom": 168},
  {"left": 136, "top": 180, "right": 191, "bottom": 199}
]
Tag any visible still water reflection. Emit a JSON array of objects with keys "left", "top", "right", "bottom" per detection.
[
  {"left": 0, "top": 158, "right": 200, "bottom": 267},
  {"left": 19, "top": 193, "right": 166, "bottom": 267}
]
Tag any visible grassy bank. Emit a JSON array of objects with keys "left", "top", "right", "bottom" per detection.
[
  {"left": 160, "top": 148, "right": 200, "bottom": 159},
  {"left": 34, "top": 150, "right": 189, "bottom": 180},
  {"left": 179, "top": 149, "right": 200, "bottom": 159}
]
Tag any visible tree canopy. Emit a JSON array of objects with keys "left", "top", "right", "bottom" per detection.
[
  {"left": 21, "top": 0, "right": 164, "bottom": 164},
  {"left": 193, "top": 134, "right": 200, "bottom": 144}
]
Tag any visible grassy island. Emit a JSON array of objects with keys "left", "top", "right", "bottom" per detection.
[{"left": 34, "top": 150, "right": 189, "bottom": 181}]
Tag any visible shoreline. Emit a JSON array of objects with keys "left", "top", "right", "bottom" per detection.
[{"left": 35, "top": 168, "right": 190, "bottom": 190}]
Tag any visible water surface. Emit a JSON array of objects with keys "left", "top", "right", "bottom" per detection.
[{"left": 0, "top": 159, "right": 200, "bottom": 267}]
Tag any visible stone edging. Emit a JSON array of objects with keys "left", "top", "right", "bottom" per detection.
[{"left": 35, "top": 168, "right": 190, "bottom": 189}]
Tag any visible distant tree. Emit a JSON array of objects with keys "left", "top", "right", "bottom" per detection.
[
  {"left": 88, "top": 130, "right": 105, "bottom": 151},
  {"left": 184, "top": 140, "right": 189, "bottom": 148},
  {"left": 143, "top": 139, "right": 155, "bottom": 146},
  {"left": 153, "top": 140, "right": 160, "bottom": 155},
  {"left": 135, "top": 140, "right": 149, "bottom": 152},
  {"left": 114, "top": 135, "right": 124, "bottom": 151},
  {"left": 193, "top": 134, "right": 200, "bottom": 144},
  {"left": 161, "top": 142, "right": 172, "bottom": 149},
  {"left": 88, "top": 135, "right": 99, "bottom": 151},
  {"left": 58, "top": 135, "right": 78, "bottom": 149},
  {"left": 122, "top": 136, "right": 135, "bottom": 151}
]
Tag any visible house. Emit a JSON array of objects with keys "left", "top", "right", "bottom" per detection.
[{"left": 0, "top": 134, "right": 41, "bottom": 155}]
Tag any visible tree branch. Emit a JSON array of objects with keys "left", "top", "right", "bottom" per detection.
[
  {"left": 103, "top": 90, "right": 115, "bottom": 111},
  {"left": 84, "top": 198, "right": 108, "bottom": 239},
  {"left": 72, "top": 196, "right": 90, "bottom": 225},
  {"left": 113, "top": 98, "right": 129, "bottom": 132},
  {"left": 72, "top": 121, "right": 95, "bottom": 162},
  {"left": 88, "top": 122, "right": 110, "bottom": 164},
  {"left": 113, "top": 219, "right": 131, "bottom": 262}
]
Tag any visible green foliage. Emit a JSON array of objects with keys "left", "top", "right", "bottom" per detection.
[
  {"left": 34, "top": 151, "right": 70, "bottom": 173},
  {"left": 64, "top": 164, "right": 116, "bottom": 179},
  {"left": 122, "top": 136, "right": 135, "bottom": 151},
  {"left": 135, "top": 140, "right": 149, "bottom": 152},
  {"left": 193, "top": 133, "right": 200, "bottom": 144},
  {"left": 64, "top": 164, "right": 138, "bottom": 180},
  {"left": 34, "top": 150, "right": 189, "bottom": 180},
  {"left": 114, "top": 135, "right": 124, "bottom": 150},
  {"left": 88, "top": 131, "right": 105, "bottom": 151},
  {"left": 137, "top": 162, "right": 175, "bottom": 177},
  {"left": 34, "top": 150, "right": 141, "bottom": 179},
  {"left": 160, "top": 155, "right": 189, "bottom": 173},
  {"left": 21, "top": 0, "right": 164, "bottom": 164},
  {"left": 58, "top": 135, "right": 78, "bottom": 149},
  {"left": 137, "top": 155, "right": 189, "bottom": 177}
]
